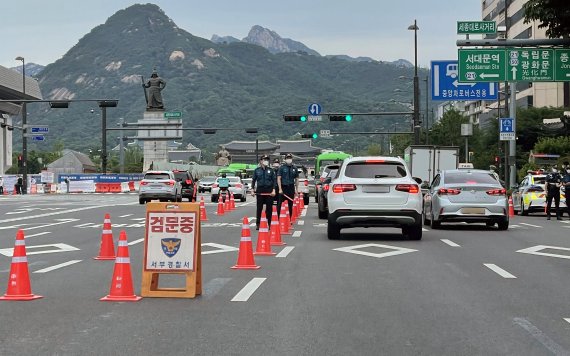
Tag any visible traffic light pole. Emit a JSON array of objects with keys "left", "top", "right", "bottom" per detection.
[{"left": 509, "top": 82, "right": 517, "bottom": 188}]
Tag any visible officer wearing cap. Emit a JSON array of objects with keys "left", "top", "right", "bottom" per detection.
[
  {"left": 545, "top": 164, "right": 562, "bottom": 220},
  {"left": 278, "top": 153, "right": 299, "bottom": 217},
  {"left": 251, "top": 155, "right": 276, "bottom": 230},
  {"left": 562, "top": 161, "right": 570, "bottom": 219},
  {"left": 272, "top": 158, "right": 281, "bottom": 209}
]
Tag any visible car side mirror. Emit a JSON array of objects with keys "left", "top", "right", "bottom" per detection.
[
  {"left": 413, "top": 177, "right": 423, "bottom": 185},
  {"left": 421, "top": 182, "right": 430, "bottom": 189}
]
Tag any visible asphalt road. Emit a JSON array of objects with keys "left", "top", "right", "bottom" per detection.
[{"left": 0, "top": 192, "right": 569, "bottom": 355}]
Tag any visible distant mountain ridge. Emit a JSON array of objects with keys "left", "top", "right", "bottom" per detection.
[{"left": 10, "top": 63, "right": 45, "bottom": 77}]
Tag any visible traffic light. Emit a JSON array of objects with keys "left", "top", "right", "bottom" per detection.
[
  {"left": 203, "top": 129, "right": 217, "bottom": 134},
  {"left": 494, "top": 156, "right": 500, "bottom": 165},
  {"left": 283, "top": 115, "right": 307, "bottom": 122},
  {"left": 329, "top": 114, "right": 352, "bottom": 122},
  {"left": 17, "top": 155, "right": 23, "bottom": 167},
  {"left": 301, "top": 133, "right": 318, "bottom": 139}
]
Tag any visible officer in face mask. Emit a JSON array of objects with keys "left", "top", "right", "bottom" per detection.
[
  {"left": 272, "top": 158, "right": 281, "bottom": 209},
  {"left": 545, "top": 164, "right": 562, "bottom": 220},
  {"left": 562, "top": 161, "right": 570, "bottom": 219},
  {"left": 251, "top": 155, "right": 276, "bottom": 230},
  {"left": 278, "top": 153, "right": 299, "bottom": 218}
]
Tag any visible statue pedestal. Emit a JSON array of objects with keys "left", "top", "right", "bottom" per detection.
[{"left": 139, "top": 111, "right": 182, "bottom": 171}]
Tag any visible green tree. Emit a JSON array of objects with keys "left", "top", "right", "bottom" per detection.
[
  {"left": 367, "top": 143, "right": 382, "bottom": 155},
  {"left": 524, "top": 0, "right": 570, "bottom": 38}
]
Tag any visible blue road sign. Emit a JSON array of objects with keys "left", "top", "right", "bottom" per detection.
[
  {"left": 31, "top": 127, "right": 49, "bottom": 134},
  {"left": 499, "top": 118, "right": 513, "bottom": 133},
  {"left": 31, "top": 136, "right": 45, "bottom": 141},
  {"left": 308, "top": 103, "right": 322, "bottom": 115},
  {"left": 431, "top": 60, "right": 498, "bottom": 101}
]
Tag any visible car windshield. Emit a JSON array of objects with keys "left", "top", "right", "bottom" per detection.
[
  {"left": 173, "top": 172, "right": 188, "bottom": 180},
  {"left": 200, "top": 177, "right": 216, "bottom": 183},
  {"left": 444, "top": 172, "right": 499, "bottom": 185},
  {"left": 144, "top": 173, "right": 170, "bottom": 180},
  {"left": 344, "top": 162, "right": 407, "bottom": 178},
  {"left": 532, "top": 176, "right": 546, "bottom": 185}
]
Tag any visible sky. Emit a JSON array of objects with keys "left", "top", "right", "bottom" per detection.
[{"left": 1, "top": 0, "right": 483, "bottom": 69}]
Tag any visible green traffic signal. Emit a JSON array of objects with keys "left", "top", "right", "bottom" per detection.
[
  {"left": 312, "top": 133, "right": 318, "bottom": 139},
  {"left": 330, "top": 114, "right": 352, "bottom": 122},
  {"left": 345, "top": 115, "right": 352, "bottom": 122},
  {"left": 301, "top": 116, "right": 307, "bottom": 122}
]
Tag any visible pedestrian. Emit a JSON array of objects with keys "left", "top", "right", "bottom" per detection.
[
  {"left": 65, "top": 177, "right": 70, "bottom": 193},
  {"left": 562, "top": 161, "right": 570, "bottom": 219},
  {"left": 277, "top": 153, "right": 299, "bottom": 218},
  {"left": 16, "top": 175, "right": 23, "bottom": 194},
  {"left": 272, "top": 158, "right": 281, "bottom": 211},
  {"left": 251, "top": 155, "right": 276, "bottom": 230},
  {"left": 545, "top": 164, "right": 562, "bottom": 220},
  {"left": 0, "top": 175, "right": 3, "bottom": 195}
]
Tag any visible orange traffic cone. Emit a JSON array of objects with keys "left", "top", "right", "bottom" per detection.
[
  {"left": 200, "top": 196, "right": 209, "bottom": 221},
  {"left": 216, "top": 197, "right": 225, "bottom": 215},
  {"left": 94, "top": 213, "right": 116, "bottom": 260},
  {"left": 280, "top": 201, "right": 292, "bottom": 235},
  {"left": 232, "top": 217, "right": 261, "bottom": 269},
  {"left": 224, "top": 192, "right": 231, "bottom": 211},
  {"left": 292, "top": 197, "right": 299, "bottom": 223},
  {"left": 254, "top": 211, "right": 275, "bottom": 256},
  {"left": 12, "top": 185, "right": 17, "bottom": 195},
  {"left": 270, "top": 205, "right": 286, "bottom": 246},
  {"left": 230, "top": 193, "right": 236, "bottom": 210},
  {"left": 508, "top": 196, "right": 515, "bottom": 217},
  {"left": 0, "top": 230, "right": 43, "bottom": 301},
  {"left": 101, "top": 230, "right": 142, "bottom": 302},
  {"left": 299, "top": 192, "right": 305, "bottom": 210}
]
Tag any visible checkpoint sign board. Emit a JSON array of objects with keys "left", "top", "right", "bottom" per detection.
[
  {"left": 458, "top": 49, "right": 506, "bottom": 82},
  {"left": 499, "top": 118, "right": 515, "bottom": 141},
  {"left": 457, "top": 21, "right": 496, "bottom": 34},
  {"left": 431, "top": 60, "right": 497, "bottom": 101},
  {"left": 507, "top": 48, "right": 554, "bottom": 81},
  {"left": 144, "top": 207, "right": 198, "bottom": 271}
]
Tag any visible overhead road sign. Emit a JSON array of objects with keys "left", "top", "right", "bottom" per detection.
[
  {"left": 458, "top": 49, "right": 506, "bottom": 82},
  {"left": 554, "top": 49, "right": 570, "bottom": 81},
  {"left": 30, "top": 126, "right": 49, "bottom": 134},
  {"left": 499, "top": 118, "right": 515, "bottom": 141},
  {"left": 431, "top": 60, "right": 497, "bottom": 101},
  {"left": 308, "top": 115, "right": 322, "bottom": 122},
  {"left": 457, "top": 21, "right": 496, "bottom": 34},
  {"left": 507, "top": 48, "right": 554, "bottom": 81},
  {"left": 308, "top": 103, "right": 322, "bottom": 116}
]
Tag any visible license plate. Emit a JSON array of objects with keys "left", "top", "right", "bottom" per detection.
[
  {"left": 363, "top": 185, "right": 390, "bottom": 193},
  {"left": 462, "top": 208, "right": 485, "bottom": 214}
]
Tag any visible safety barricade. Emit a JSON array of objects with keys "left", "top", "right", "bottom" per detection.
[
  {"left": 128, "top": 181, "right": 135, "bottom": 192},
  {"left": 108, "top": 183, "right": 122, "bottom": 193},
  {"left": 121, "top": 182, "right": 131, "bottom": 193}
]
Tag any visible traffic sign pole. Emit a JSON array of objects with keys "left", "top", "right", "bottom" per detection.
[{"left": 508, "top": 83, "right": 517, "bottom": 189}]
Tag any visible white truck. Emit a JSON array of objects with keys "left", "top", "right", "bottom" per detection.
[{"left": 404, "top": 145, "right": 459, "bottom": 187}]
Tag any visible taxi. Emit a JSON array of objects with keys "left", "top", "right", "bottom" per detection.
[{"left": 512, "top": 170, "right": 566, "bottom": 215}]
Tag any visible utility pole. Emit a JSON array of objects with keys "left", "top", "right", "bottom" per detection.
[{"left": 119, "top": 118, "right": 125, "bottom": 173}]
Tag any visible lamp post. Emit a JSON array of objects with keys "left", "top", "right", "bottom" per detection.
[
  {"left": 15, "top": 56, "right": 27, "bottom": 194},
  {"left": 423, "top": 76, "right": 429, "bottom": 144},
  {"left": 408, "top": 20, "right": 420, "bottom": 145}
]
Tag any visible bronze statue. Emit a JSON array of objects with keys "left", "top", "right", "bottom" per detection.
[
  {"left": 215, "top": 146, "right": 231, "bottom": 166},
  {"left": 142, "top": 70, "right": 166, "bottom": 110}
]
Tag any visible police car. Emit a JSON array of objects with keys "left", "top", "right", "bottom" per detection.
[{"left": 512, "top": 170, "right": 566, "bottom": 215}]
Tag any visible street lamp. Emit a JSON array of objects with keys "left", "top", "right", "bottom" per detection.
[
  {"left": 408, "top": 20, "right": 420, "bottom": 145},
  {"left": 422, "top": 76, "right": 429, "bottom": 144},
  {"left": 15, "top": 56, "right": 27, "bottom": 194}
]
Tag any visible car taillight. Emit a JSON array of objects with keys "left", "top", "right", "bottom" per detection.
[
  {"left": 438, "top": 188, "right": 461, "bottom": 195},
  {"left": 486, "top": 188, "right": 506, "bottom": 196},
  {"left": 235, "top": 184, "right": 242, "bottom": 188},
  {"left": 304, "top": 180, "right": 308, "bottom": 186},
  {"left": 323, "top": 184, "right": 330, "bottom": 192},
  {"left": 365, "top": 159, "right": 385, "bottom": 163},
  {"left": 140, "top": 181, "right": 149, "bottom": 186},
  {"left": 212, "top": 183, "right": 218, "bottom": 188},
  {"left": 395, "top": 184, "right": 420, "bottom": 194},
  {"left": 332, "top": 184, "right": 357, "bottom": 193},
  {"left": 164, "top": 180, "right": 175, "bottom": 186},
  {"left": 186, "top": 179, "right": 192, "bottom": 185}
]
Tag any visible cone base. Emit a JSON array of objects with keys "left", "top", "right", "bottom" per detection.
[
  {"left": 201, "top": 218, "right": 209, "bottom": 221},
  {"left": 0, "top": 294, "right": 43, "bottom": 301},
  {"left": 254, "top": 251, "right": 276, "bottom": 256},
  {"left": 231, "top": 265, "right": 261, "bottom": 270},
  {"left": 100, "top": 295, "right": 142, "bottom": 302},
  {"left": 93, "top": 256, "right": 116, "bottom": 260},
  {"left": 270, "top": 242, "right": 286, "bottom": 246}
]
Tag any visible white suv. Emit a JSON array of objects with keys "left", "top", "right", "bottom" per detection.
[{"left": 327, "top": 156, "right": 423, "bottom": 240}]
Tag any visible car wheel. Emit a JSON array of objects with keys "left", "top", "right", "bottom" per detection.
[
  {"left": 497, "top": 219, "right": 509, "bottom": 230},
  {"left": 403, "top": 224, "right": 422, "bottom": 240},
  {"left": 241, "top": 195, "right": 246, "bottom": 202},
  {"left": 430, "top": 209, "right": 441, "bottom": 229},
  {"left": 304, "top": 194, "right": 309, "bottom": 206},
  {"left": 520, "top": 199, "right": 528, "bottom": 216},
  {"left": 318, "top": 202, "right": 328, "bottom": 219},
  {"left": 315, "top": 194, "right": 319, "bottom": 203},
  {"left": 139, "top": 198, "right": 145, "bottom": 205},
  {"left": 486, "top": 222, "right": 495, "bottom": 227},
  {"left": 327, "top": 218, "right": 341, "bottom": 240}
]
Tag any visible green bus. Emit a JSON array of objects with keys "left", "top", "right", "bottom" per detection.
[
  {"left": 217, "top": 163, "right": 257, "bottom": 178},
  {"left": 315, "top": 151, "right": 352, "bottom": 177}
]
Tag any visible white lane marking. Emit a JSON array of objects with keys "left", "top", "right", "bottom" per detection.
[
  {"left": 202, "top": 243, "right": 238, "bottom": 255},
  {"left": 519, "top": 222, "right": 543, "bottom": 228},
  {"left": 203, "top": 278, "right": 231, "bottom": 299},
  {"left": 0, "top": 218, "right": 80, "bottom": 231},
  {"left": 292, "top": 230, "right": 302, "bottom": 237},
  {"left": 422, "top": 228, "right": 429, "bottom": 232},
  {"left": 131, "top": 218, "right": 146, "bottom": 221},
  {"left": 231, "top": 277, "right": 266, "bottom": 302},
  {"left": 297, "top": 220, "right": 305, "bottom": 225},
  {"left": 276, "top": 246, "right": 295, "bottom": 258},
  {"left": 0, "top": 204, "right": 133, "bottom": 224},
  {"left": 510, "top": 224, "right": 520, "bottom": 228},
  {"left": 119, "top": 214, "right": 133, "bottom": 218},
  {"left": 484, "top": 264, "right": 516, "bottom": 279},
  {"left": 441, "top": 239, "right": 460, "bottom": 247},
  {"left": 25, "top": 232, "right": 52, "bottom": 239},
  {"left": 0, "top": 243, "right": 80, "bottom": 257},
  {"left": 564, "top": 318, "right": 570, "bottom": 324},
  {"left": 301, "top": 209, "right": 307, "bottom": 217},
  {"left": 513, "top": 317, "right": 568, "bottom": 355},
  {"left": 517, "top": 245, "right": 570, "bottom": 260},
  {"left": 33, "top": 260, "right": 82, "bottom": 273},
  {"left": 128, "top": 238, "right": 144, "bottom": 246},
  {"left": 334, "top": 243, "right": 417, "bottom": 259}
]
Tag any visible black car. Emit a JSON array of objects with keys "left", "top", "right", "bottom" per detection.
[
  {"left": 173, "top": 170, "right": 197, "bottom": 202},
  {"left": 314, "top": 164, "right": 341, "bottom": 204},
  {"left": 317, "top": 166, "right": 339, "bottom": 219}
]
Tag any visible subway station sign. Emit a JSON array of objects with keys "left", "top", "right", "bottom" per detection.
[{"left": 458, "top": 48, "right": 570, "bottom": 82}]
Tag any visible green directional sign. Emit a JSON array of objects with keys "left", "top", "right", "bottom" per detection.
[
  {"left": 554, "top": 49, "right": 570, "bottom": 81},
  {"left": 457, "top": 21, "right": 496, "bottom": 34},
  {"left": 506, "top": 48, "right": 554, "bottom": 81},
  {"left": 458, "top": 49, "right": 506, "bottom": 82},
  {"left": 164, "top": 111, "right": 182, "bottom": 118}
]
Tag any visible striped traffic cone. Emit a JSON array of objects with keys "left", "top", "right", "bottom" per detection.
[
  {"left": 229, "top": 193, "right": 236, "bottom": 210},
  {"left": 299, "top": 192, "right": 305, "bottom": 210},
  {"left": 94, "top": 213, "right": 116, "bottom": 260},
  {"left": 232, "top": 217, "right": 261, "bottom": 269},
  {"left": 280, "top": 201, "right": 292, "bottom": 235},
  {"left": 254, "top": 211, "right": 275, "bottom": 256},
  {"left": 216, "top": 197, "right": 225, "bottom": 216},
  {"left": 100, "top": 231, "right": 142, "bottom": 302},
  {"left": 0, "top": 230, "right": 43, "bottom": 301},
  {"left": 224, "top": 192, "right": 231, "bottom": 212},
  {"left": 270, "top": 205, "right": 286, "bottom": 246},
  {"left": 200, "top": 196, "right": 209, "bottom": 221}
]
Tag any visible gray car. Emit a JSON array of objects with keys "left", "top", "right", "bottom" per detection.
[
  {"left": 138, "top": 171, "right": 182, "bottom": 204},
  {"left": 423, "top": 169, "right": 508, "bottom": 230}
]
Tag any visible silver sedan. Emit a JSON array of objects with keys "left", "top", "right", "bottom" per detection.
[{"left": 423, "top": 169, "right": 509, "bottom": 230}]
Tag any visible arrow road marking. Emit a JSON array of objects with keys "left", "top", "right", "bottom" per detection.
[
  {"left": 231, "top": 278, "right": 266, "bottom": 302},
  {"left": 0, "top": 243, "right": 80, "bottom": 257},
  {"left": 517, "top": 245, "right": 570, "bottom": 260},
  {"left": 484, "top": 263, "right": 516, "bottom": 278}
]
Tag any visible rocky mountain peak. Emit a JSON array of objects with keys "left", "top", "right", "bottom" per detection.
[{"left": 242, "top": 25, "right": 320, "bottom": 56}]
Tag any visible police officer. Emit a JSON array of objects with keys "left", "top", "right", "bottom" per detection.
[
  {"left": 278, "top": 153, "right": 299, "bottom": 218},
  {"left": 251, "top": 155, "right": 276, "bottom": 230},
  {"left": 545, "top": 164, "right": 562, "bottom": 220},
  {"left": 272, "top": 158, "right": 281, "bottom": 209},
  {"left": 562, "top": 161, "right": 570, "bottom": 219}
]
